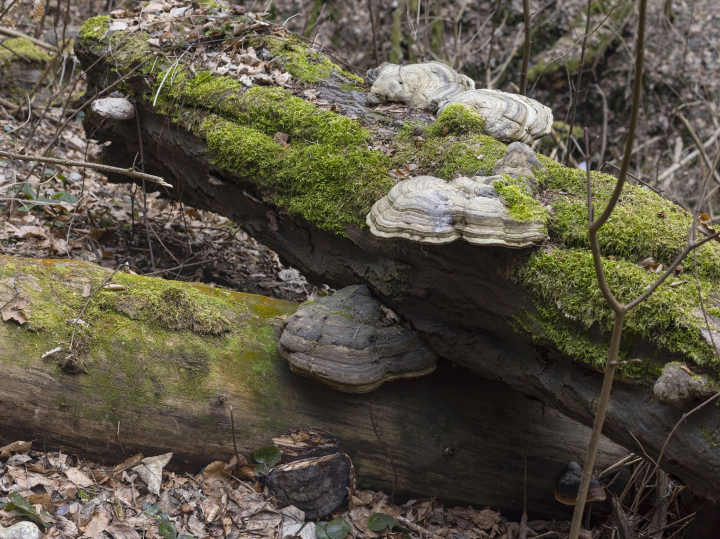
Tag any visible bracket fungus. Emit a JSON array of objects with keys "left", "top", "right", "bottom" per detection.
[
  {"left": 439, "top": 90, "right": 553, "bottom": 144},
  {"left": 267, "top": 453, "right": 354, "bottom": 520},
  {"left": 367, "top": 175, "right": 547, "bottom": 247},
  {"left": 278, "top": 285, "right": 437, "bottom": 393},
  {"left": 555, "top": 461, "right": 606, "bottom": 505},
  {"left": 90, "top": 97, "right": 135, "bottom": 120},
  {"left": 493, "top": 141, "right": 546, "bottom": 191},
  {"left": 653, "top": 364, "right": 717, "bottom": 408},
  {"left": 366, "top": 61, "right": 475, "bottom": 111}
]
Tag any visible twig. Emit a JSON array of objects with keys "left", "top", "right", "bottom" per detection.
[
  {"left": 366, "top": 0, "right": 379, "bottom": 66},
  {"left": 143, "top": 257, "right": 220, "bottom": 276},
  {"left": 519, "top": 0, "right": 531, "bottom": 95},
  {"left": 657, "top": 125, "right": 720, "bottom": 182},
  {"left": 485, "top": 0, "right": 503, "bottom": 88},
  {"left": 565, "top": 0, "right": 593, "bottom": 166},
  {"left": 69, "top": 261, "right": 129, "bottom": 351},
  {"left": 677, "top": 113, "right": 720, "bottom": 185},
  {"left": 0, "top": 150, "right": 172, "bottom": 187},
  {"left": 135, "top": 103, "right": 155, "bottom": 271},
  {"left": 0, "top": 0, "right": 18, "bottom": 23},
  {"left": 369, "top": 405, "right": 397, "bottom": 502},
  {"left": 0, "top": 26, "right": 55, "bottom": 51},
  {"left": 600, "top": 162, "right": 662, "bottom": 195},
  {"left": 594, "top": 84, "right": 608, "bottom": 168},
  {"left": 229, "top": 405, "right": 241, "bottom": 476}
]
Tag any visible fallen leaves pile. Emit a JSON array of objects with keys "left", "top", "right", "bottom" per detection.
[
  {"left": 0, "top": 441, "right": 589, "bottom": 539},
  {"left": 104, "top": 1, "right": 295, "bottom": 89}
]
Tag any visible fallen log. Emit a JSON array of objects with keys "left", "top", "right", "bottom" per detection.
[
  {"left": 0, "top": 254, "right": 626, "bottom": 518},
  {"left": 72, "top": 4, "right": 720, "bottom": 503}
]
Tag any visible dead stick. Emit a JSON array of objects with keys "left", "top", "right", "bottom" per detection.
[
  {"left": 369, "top": 405, "right": 397, "bottom": 502},
  {"left": 0, "top": 26, "right": 55, "bottom": 51},
  {"left": 135, "top": 103, "right": 155, "bottom": 270},
  {"left": 230, "top": 405, "right": 241, "bottom": 476},
  {"left": 0, "top": 150, "right": 172, "bottom": 187}
]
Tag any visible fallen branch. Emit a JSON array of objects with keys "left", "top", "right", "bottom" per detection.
[
  {"left": 658, "top": 125, "right": 720, "bottom": 182},
  {"left": 0, "top": 150, "right": 172, "bottom": 187},
  {"left": 0, "top": 25, "right": 55, "bottom": 51}
]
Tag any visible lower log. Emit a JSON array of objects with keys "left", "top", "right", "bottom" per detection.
[{"left": 0, "top": 255, "right": 626, "bottom": 518}]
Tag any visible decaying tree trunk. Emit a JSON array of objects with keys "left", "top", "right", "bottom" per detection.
[
  {"left": 43, "top": 6, "right": 720, "bottom": 506},
  {"left": 0, "top": 254, "right": 627, "bottom": 518}
]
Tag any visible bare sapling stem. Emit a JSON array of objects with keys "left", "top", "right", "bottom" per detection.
[
  {"left": 519, "top": 0, "right": 531, "bottom": 95},
  {"left": 569, "top": 0, "right": 648, "bottom": 536}
]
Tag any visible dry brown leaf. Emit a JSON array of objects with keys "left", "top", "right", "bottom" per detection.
[
  {"left": 680, "top": 365, "right": 694, "bottom": 375},
  {"left": 103, "top": 284, "right": 127, "bottom": 290},
  {"left": 107, "top": 523, "right": 141, "bottom": 539},
  {"left": 132, "top": 452, "right": 172, "bottom": 495},
  {"left": 81, "top": 510, "right": 109, "bottom": 537},
  {"left": 64, "top": 467, "right": 95, "bottom": 488},
  {"left": 0, "top": 440, "right": 32, "bottom": 455},
  {"left": 273, "top": 132, "right": 289, "bottom": 148},
  {"left": 82, "top": 283, "right": 92, "bottom": 297},
  {"left": 202, "top": 461, "right": 233, "bottom": 485},
  {"left": 32, "top": 0, "right": 45, "bottom": 23}
]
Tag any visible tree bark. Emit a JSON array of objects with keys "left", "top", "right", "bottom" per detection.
[{"left": 0, "top": 254, "right": 626, "bottom": 519}]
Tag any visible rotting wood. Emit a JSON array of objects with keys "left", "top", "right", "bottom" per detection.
[{"left": 0, "top": 254, "right": 627, "bottom": 519}]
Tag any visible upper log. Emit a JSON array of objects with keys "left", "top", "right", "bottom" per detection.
[
  {"left": 0, "top": 254, "right": 626, "bottom": 519},
  {"left": 72, "top": 5, "right": 720, "bottom": 502}
]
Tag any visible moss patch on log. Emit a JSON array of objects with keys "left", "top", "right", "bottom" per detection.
[
  {"left": 0, "top": 38, "right": 51, "bottom": 67},
  {"left": 0, "top": 257, "right": 297, "bottom": 430},
  {"left": 80, "top": 16, "right": 110, "bottom": 40}
]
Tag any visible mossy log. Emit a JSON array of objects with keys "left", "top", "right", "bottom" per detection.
[
  {"left": 0, "top": 254, "right": 627, "bottom": 518},
  {"left": 73, "top": 12, "right": 720, "bottom": 503}
]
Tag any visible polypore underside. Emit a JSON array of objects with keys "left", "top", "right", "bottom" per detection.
[{"left": 74, "top": 11, "right": 720, "bottom": 506}]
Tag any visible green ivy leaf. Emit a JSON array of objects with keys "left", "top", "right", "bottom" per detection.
[
  {"left": 2, "top": 492, "right": 52, "bottom": 527},
  {"left": 367, "top": 513, "right": 409, "bottom": 533},
  {"left": 315, "top": 522, "right": 329, "bottom": 539},
  {"left": 158, "top": 520, "right": 178, "bottom": 539},
  {"left": 253, "top": 445, "right": 281, "bottom": 466},
  {"left": 325, "top": 517, "right": 352, "bottom": 539}
]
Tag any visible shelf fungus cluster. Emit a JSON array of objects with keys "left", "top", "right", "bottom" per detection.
[
  {"left": 439, "top": 90, "right": 553, "bottom": 144},
  {"left": 365, "top": 61, "right": 553, "bottom": 145},
  {"left": 366, "top": 61, "right": 475, "bottom": 111},
  {"left": 278, "top": 285, "right": 437, "bottom": 393},
  {"left": 366, "top": 174, "right": 546, "bottom": 248}
]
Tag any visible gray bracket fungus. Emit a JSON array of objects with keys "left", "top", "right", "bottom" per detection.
[
  {"left": 278, "top": 285, "right": 437, "bottom": 393},
  {"left": 493, "top": 141, "right": 547, "bottom": 192},
  {"left": 653, "top": 363, "right": 717, "bottom": 408},
  {"left": 438, "top": 89, "right": 553, "bottom": 144},
  {"left": 366, "top": 174, "right": 546, "bottom": 248},
  {"left": 366, "top": 61, "right": 475, "bottom": 111},
  {"left": 90, "top": 97, "right": 135, "bottom": 120}
]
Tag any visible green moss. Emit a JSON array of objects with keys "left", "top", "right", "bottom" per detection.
[
  {"left": 517, "top": 249, "right": 716, "bottom": 373},
  {"left": 702, "top": 426, "right": 720, "bottom": 448},
  {"left": 0, "top": 257, "right": 297, "bottom": 425},
  {"left": 0, "top": 38, "right": 51, "bottom": 67},
  {"left": 156, "top": 71, "right": 392, "bottom": 233},
  {"left": 80, "top": 15, "right": 110, "bottom": 40},
  {"left": 107, "top": 31, "right": 153, "bottom": 71},
  {"left": 492, "top": 175, "right": 549, "bottom": 225},
  {"left": 430, "top": 104, "right": 486, "bottom": 136},
  {"left": 392, "top": 129, "right": 508, "bottom": 180},
  {"left": 262, "top": 38, "right": 362, "bottom": 83}
]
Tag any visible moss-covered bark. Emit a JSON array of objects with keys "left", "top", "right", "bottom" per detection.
[{"left": 0, "top": 255, "right": 630, "bottom": 517}]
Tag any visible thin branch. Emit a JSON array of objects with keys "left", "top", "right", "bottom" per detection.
[
  {"left": 69, "top": 261, "right": 128, "bottom": 351},
  {"left": 135, "top": 103, "right": 156, "bottom": 271},
  {"left": 565, "top": 0, "right": 593, "bottom": 166},
  {"left": 677, "top": 112, "right": 720, "bottom": 185},
  {"left": 569, "top": 1, "right": 648, "bottom": 536},
  {"left": 0, "top": 150, "right": 172, "bottom": 187},
  {"left": 519, "top": 0, "right": 531, "bottom": 95},
  {"left": 369, "top": 405, "right": 397, "bottom": 502},
  {"left": 0, "top": 25, "right": 55, "bottom": 51}
]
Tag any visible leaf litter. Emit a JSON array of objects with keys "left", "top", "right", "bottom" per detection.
[{"left": 0, "top": 442, "right": 576, "bottom": 539}]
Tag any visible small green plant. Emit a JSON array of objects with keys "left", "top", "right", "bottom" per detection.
[
  {"left": 253, "top": 445, "right": 281, "bottom": 474},
  {"left": 0, "top": 492, "right": 52, "bottom": 527},
  {"left": 144, "top": 502, "right": 193, "bottom": 539},
  {"left": 367, "top": 513, "right": 410, "bottom": 534},
  {"left": 316, "top": 517, "right": 352, "bottom": 539}
]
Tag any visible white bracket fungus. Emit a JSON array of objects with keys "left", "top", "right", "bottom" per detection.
[
  {"left": 366, "top": 61, "right": 474, "bottom": 111},
  {"left": 367, "top": 175, "right": 547, "bottom": 248},
  {"left": 439, "top": 90, "right": 553, "bottom": 144}
]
